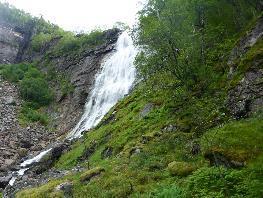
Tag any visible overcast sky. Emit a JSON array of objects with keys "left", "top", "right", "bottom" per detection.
[{"left": 0, "top": 0, "right": 145, "bottom": 32}]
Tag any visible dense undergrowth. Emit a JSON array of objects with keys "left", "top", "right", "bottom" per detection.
[{"left": 16, "top": 81, "right": 263, "bottom": 198}]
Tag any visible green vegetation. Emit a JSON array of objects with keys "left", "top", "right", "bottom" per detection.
[
  {"left": 1, "top": 0, "right": 261, "bottom": 197},
  {"left": 201, "top": 116, "right": 263, "bottom": 163},
  {"left": 30, "top": 28, "right": 106, "bottom": 56},
  {"left": 134, "top": 0, "right": 260, "bottom": 90},
  {"left": 0, "top": 63, "right": 52, "bottom": 125}
]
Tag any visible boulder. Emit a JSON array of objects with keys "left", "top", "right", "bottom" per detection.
[
  {"left": 31, "top": 142, "right": 70, "bottom": 174},
  {"left": 0, "top": 174, "right": 12, "bottom": 189},
  {"left": 140, "top": 103, "right": 154, "bottom": 118},
  {"left": 204, "top": 150, "right": 245, "bottom": 168}
]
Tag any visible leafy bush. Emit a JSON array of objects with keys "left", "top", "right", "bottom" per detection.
[
  {"left": 142, "top": 184, "right": 186, "bottom": 198},
  {"left": 134, "top": 0, "right": 261, "bottom": 90},
  {"left": 0, "top": 2, "right": 31, "bottom": 28},
  {"left": 20, "top": 77, "right": 53, "bottom": 106},
  {"left": 0, "top": 64, "right": 29, "bottom": 82},
  {"left": 185, "top": 165, "right": 263, "bottom": 198},
  {"left": 52, "top": 30, "right": 105, "bottom": 55},
  {"left": 20, "top": 103, "right": 49, "bottom": 125},
  {"left": 31, "top": 33, "right": 53, "bottom": 52},
  {"left": 0, "top": 63, "right": 52, "bottom": 124}
]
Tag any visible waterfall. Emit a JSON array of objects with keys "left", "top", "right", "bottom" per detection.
[
  {"left": 8, "top": 31, "right": 136, "bottom": 186},
  {"left": 68, "top": 31, "right": 137, "bottom": 138}
]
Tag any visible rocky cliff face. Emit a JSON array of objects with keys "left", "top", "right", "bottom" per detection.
[
  {"left": 43, "top": 29, "right": 120, "bottom": 134},
  {"left": 227, "top": 16, "right": 263, "bottom": 118},
  {"left": 0, "top": 25, "right": 23, "bottom": 64}
]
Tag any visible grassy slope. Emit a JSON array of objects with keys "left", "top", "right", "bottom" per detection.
[{"left": 16, "top": 20, "right": 263, "bottom": 198}]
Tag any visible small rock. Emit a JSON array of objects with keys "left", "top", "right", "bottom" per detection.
[
  {"left": 101, "top": 147, "right": 113, "bottom": 159},
  {"left": 55, "top": 181, "right": 73, "bottom": 197},
  {"left": 140, "top": 103, "right": 154, "bottom": 118}
]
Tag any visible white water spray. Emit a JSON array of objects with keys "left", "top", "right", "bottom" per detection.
[
  {"left": 8, "top": 32, "right": 137, "bottom": 186},
  {"left": 68, "top": 31, "right": 137, "bottom": 138}
]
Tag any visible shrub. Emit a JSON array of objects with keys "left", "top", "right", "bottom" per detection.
[
  {"left": 185, "top": 165, "right": 263, "bottom": 198},
  {"left": 20, "top": 104, "right": 49, "bottom": 125},
  {"left": 151, "top": 184, "right": 186, "bottom": 198},
  {"left": 31, "top": 33, "right": 53, "bottom": 52},
  {"left": 167, "top": 161, "right": 195, "bottom": 176},
  {"left": 1, "top": 64, "right": 28, "bottom": 82},
  {"left": 20, "top": 77, "right": 53, "bottom": 106}
]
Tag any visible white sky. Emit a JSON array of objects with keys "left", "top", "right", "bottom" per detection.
[{"left": 0, "top": 0, "right": 145, "bottom": 32}]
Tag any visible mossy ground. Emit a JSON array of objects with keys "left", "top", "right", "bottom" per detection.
[
  {"left": 16, "top": 73, "right": 263, "bottom": 197},
  {"left": 15, "top": 11, "right": 263, "bottom": 198}
]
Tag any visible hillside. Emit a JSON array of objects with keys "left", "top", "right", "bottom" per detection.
[{"left": 0, "top": 0, "right": 263, "bottom": 198}]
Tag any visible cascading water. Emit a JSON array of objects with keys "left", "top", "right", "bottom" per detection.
[
  {"left": 68, "top": 31, "right": 137, "bottom": 138},
  {"left": 8, "top": 31, "right": 137, "bottom": 186}
]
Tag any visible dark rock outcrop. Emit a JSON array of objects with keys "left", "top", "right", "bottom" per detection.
[
  {"left": 30, "top": 141, "right": 70, "bottom": 174},
  {"left": 228, "top": 16, "right": 263, "bottom": 71},
  {"left": 204, "top": 151, "right": 244, "bottom": 168},
  {"left": 0, "top": 175, "right": 12, "bottom": 189},
  {"left": 0, "top": 26, "right": 24, "bottom": 64},
  {"left": 227, "top": 69, "right": 263, "bottom": 118},
  {"left": 227, "top": 16, "right": 263, "bottom": 118}
]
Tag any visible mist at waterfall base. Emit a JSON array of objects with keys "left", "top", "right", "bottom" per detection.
[{"left": 8, "top": 32, "right": 137, "bottom": 186}]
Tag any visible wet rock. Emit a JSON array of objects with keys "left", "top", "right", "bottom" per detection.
[
  {"left": 31, "top": 142, "right": 70, "bottom": 174},
  {"left": 140, "top": 103, "right": 154, "bottom": 118},
  {"left": 0, "top": 26, "right": 23, "bottom": 64},
  {"left": 4, "top": 96, "right": 16, "bottom": 105},
  {"left": 0, "top": 174, "right": 12, "bottom": 189},
  {"left": 78, "top": 141, "right": 97, "bottom": 161},
  {"left": 228, "top": 16, "right": 263, "bottom": 71},
  {"left": 227, "top": 69, "right": 263, "bottom": 118},
  {"left": 130, "top": 147, "right": 141, "bottom": 156},
  {"left": 162, "top": 124, "right": 177, "bottom": 132},
  {"left": 190, "top": 143, "right": 201, "bottom": 155},
  {"left": 20, "top": 140, "right": 34, "bottom": 149},
  {"left": 101, "top": 147, "right": 113, "bottom": 159}
]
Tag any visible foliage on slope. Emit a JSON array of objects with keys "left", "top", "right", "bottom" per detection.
[{"left": 15, "top": 0, "right": 263, "bottom": 197}]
